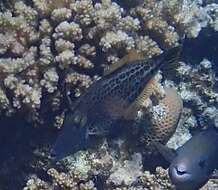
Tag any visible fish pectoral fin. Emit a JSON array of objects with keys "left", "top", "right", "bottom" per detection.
[
  {"left": 152, "top": 141, "right": 177, "bottom": 163},
  {"left": 124, "top": 76, "right": 159, "bottom": 120}
]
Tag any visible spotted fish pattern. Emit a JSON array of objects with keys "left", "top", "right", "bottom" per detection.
[
  {"left": 51, "top": 46, "right": 181, "bottom": 159},
  {"left": 123, "top": 86, "right": 183, "bottom": 157}
]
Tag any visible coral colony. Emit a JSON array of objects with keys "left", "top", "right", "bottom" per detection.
[
  {"left": 0, "top": 0, "right": 218, "bottom": 189},
  {"left": 0, "top": 0, "right": 216, "bottom": 125}
]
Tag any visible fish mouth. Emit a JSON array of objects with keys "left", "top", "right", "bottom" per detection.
[{"left": 169, "top": 165, "right": 192, "bottom": 185}]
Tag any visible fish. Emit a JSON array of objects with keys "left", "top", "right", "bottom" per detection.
[
  {"left": 155, "top": 128, "right": 218, "bottom": 190},
  {"left": 113, "top": 0, "right": 144, "bottom": 10},
  {"left": 51, "top": 46, "right": 181, "bottom": 160}
]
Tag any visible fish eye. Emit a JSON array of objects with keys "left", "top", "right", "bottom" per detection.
[
  {"left": 198, "top": 156, "right": 207, "bottom": 168},
  {"left": 199, "top": 159, "right": 206, "bottom": 168}
]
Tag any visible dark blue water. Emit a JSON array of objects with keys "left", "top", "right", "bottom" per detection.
[
  {"left": 0, "top": 115, "right": 57, "bottom": 190},
  {"left": 182, "top": 29, "right": 218, "bottom": 72}
]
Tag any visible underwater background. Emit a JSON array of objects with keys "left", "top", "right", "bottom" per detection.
[{"left": 0, "top": 0, "right": 218, "bottom": 189}]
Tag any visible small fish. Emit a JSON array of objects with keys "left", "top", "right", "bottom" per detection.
[
  {"left": 114, "top": 0, "right": 144, "bottom": 10},
  {"left": 155, "top": 128, "right": 218, "bottom": 190},
  {"left": 51, "top": 46, "right": 181, "bottom": 160}
]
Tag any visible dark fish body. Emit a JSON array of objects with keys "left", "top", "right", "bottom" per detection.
[
  {"left": 156, "top": 128, "right": 218, "bottom": 190},
  {"left": 170, "top": 129, "right": 218, "bottom": 190},
  {"left": 52, "top": 47, "right": 181, "bottom": 159},
  {"left": 114, "top": 0, "right": 144, "bottom": 9},
  {"left": 75, "top": 47, "right": 180, "bottom": 115}
]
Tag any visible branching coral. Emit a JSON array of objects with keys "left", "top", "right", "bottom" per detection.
[
  {"left": 0, "top": 0, "right": 216, "bottom": 125},
  {"left": 173, "top": 59, "right": 218, "bottom": 130},
  {"left": 23, "top": 138, "right": 174, "bottom": 190},
  {"left": 24, "top": 168, "right": 97, "bottom": 190},
  {"left": 138, "top": 167, "right": 174, "bottom": 190},
  {"left": 205, "top": 3, "right": 218, "bottom": 31},
  {"left": 0, "top": 1, "right": 218, "bottom": 190}
]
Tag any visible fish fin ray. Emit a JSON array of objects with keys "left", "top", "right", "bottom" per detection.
[
  {"left": 159, "top": 45, "right": 182, "bottom": 73},
  {"left": 161, "top": 46, "right": 181, "bottom": 66},
  {"left": 161, "top": 61, "right": 180, "bottom": 75}
]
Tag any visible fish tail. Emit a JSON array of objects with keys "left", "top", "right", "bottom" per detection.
[
  {"left": 159, "top": 45, "right": 181, "bottom": 67},
  {"left": 151, "top": 45, "right": 181, "bottom": 76}
]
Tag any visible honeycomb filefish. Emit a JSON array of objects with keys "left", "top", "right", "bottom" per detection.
[{"left": 51, "top": 46, "right": 181, "bottom": 160}]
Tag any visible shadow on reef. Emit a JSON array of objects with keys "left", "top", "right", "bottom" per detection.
[
  {"left": 0, "top": 115, "right": 60, "bottom": 190},
  {"left": 182, "top": 29, "right": 218, "bottom": 70},
  {"left": 143, "top": 154, "right": 169, "bottom": 173}
]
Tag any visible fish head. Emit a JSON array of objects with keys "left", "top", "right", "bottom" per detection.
[
  {"left": 153, "top": 134, "right": 215, "bottom": 190},
  {"left": 51, "top": 111, "right": 88, "bottom": 160},
  {"left": 168, "top": 129, "right": 218, "bottom": 190},
  {"left": 169, "top": 148, "right": 212, "bottom": 189}
]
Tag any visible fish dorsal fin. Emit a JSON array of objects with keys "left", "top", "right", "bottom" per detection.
[
  {"left": 153, "top": 142, "right": 177, "bottom": 163},
  {"left": 159, "top": 46, "right": 182, "bottom": 74},
  {"left": 124, "top": 75, "right": 162, "bottom": 120},
  {"left": 104, "top": 49, "right": 145, "bottom": 76}
]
